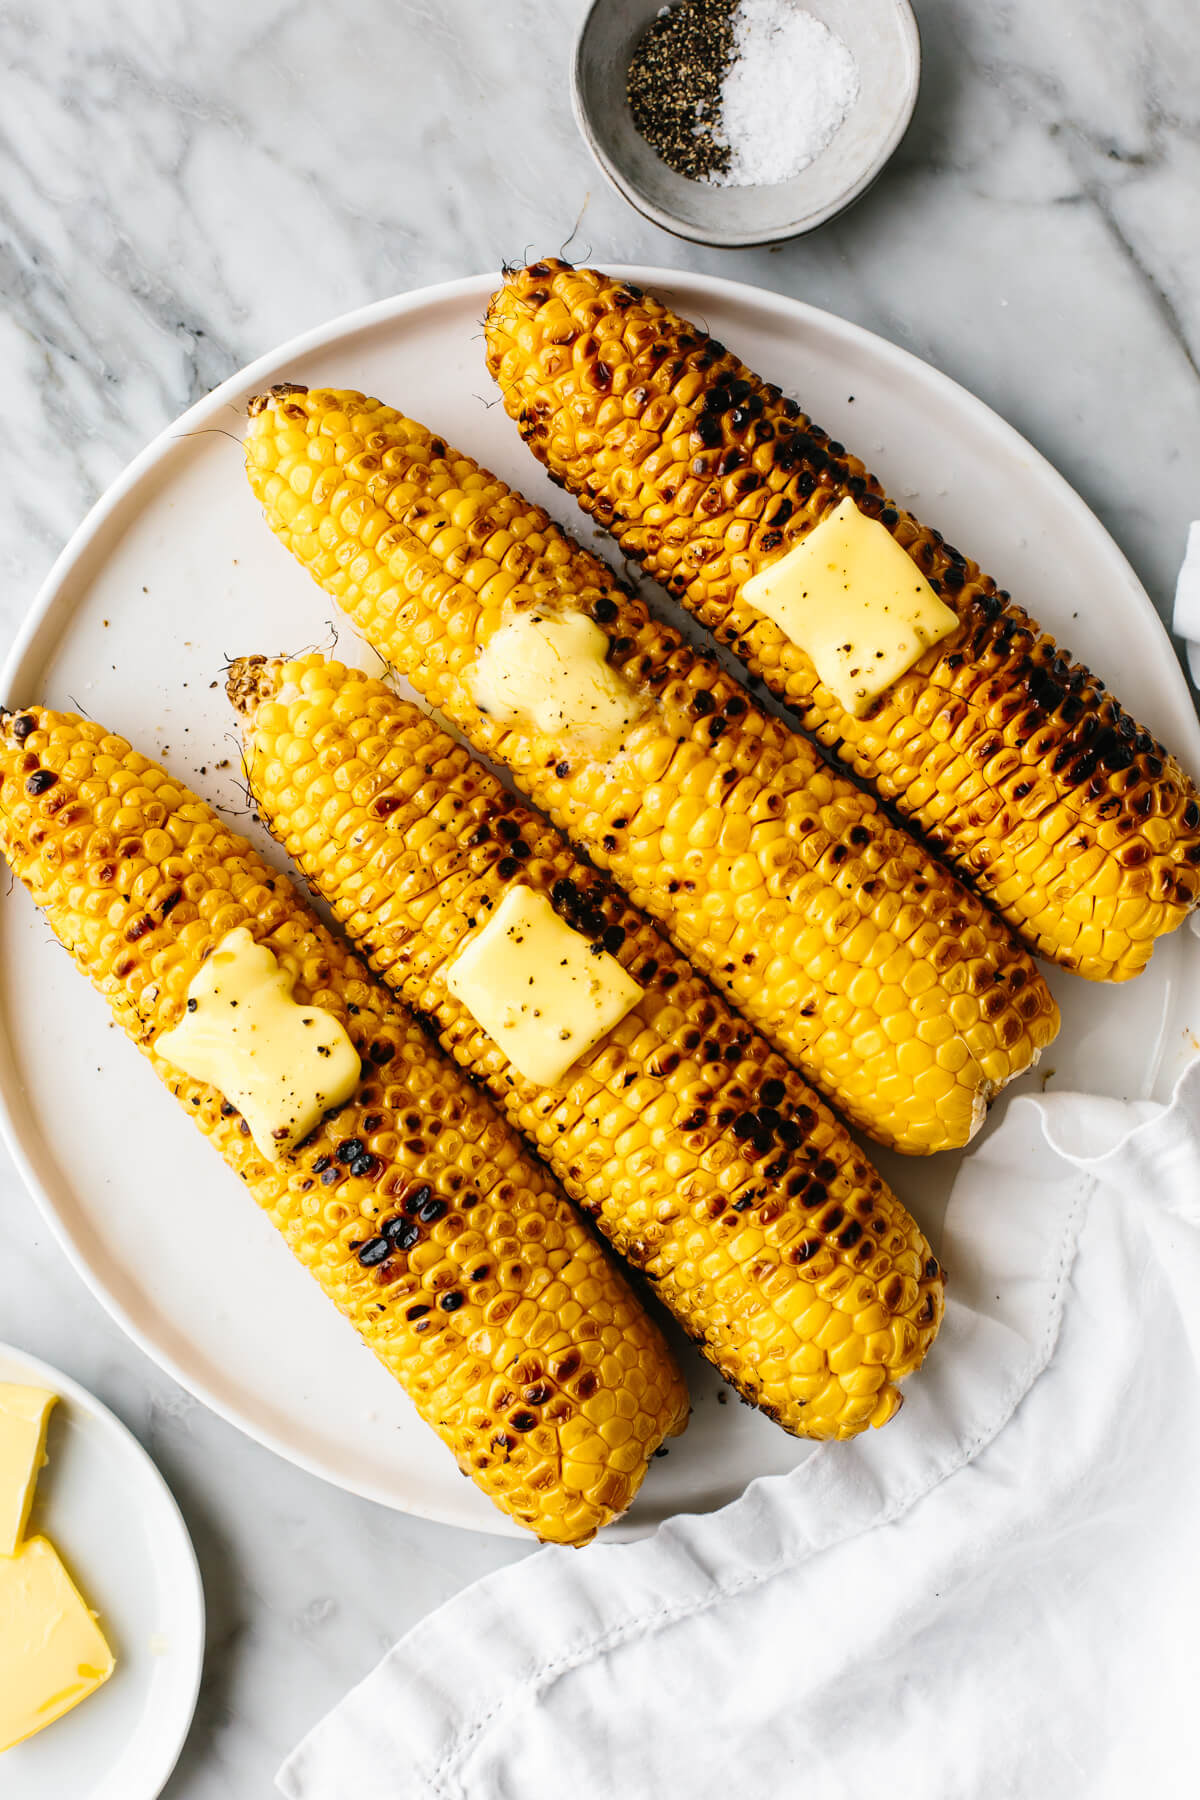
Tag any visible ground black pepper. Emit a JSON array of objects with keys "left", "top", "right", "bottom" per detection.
[{"left": 627, "top": 0, "right": 736, "bottom": 181}]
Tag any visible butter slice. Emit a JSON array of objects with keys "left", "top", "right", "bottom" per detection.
[
  {"left": 0, "top": 1536, "right": 115, "bottom": 1752},
  {"left": 156, "top": 926, "right": 361, "bottom": 1160},
  {"left": 471, "top": 610, "right": 644, "bottom": 750},
  {"left": 446, "top": 885, "right": 642, "bottom": 1089},
  {"left": 0, "top": 1386, "right": 57, "bottom": 1558},
  {"left": 741, "top": 497, "right": 959, "bottom": 717}
]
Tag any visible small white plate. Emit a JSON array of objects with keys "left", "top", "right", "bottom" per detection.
[
  {"left": 1, "top": 268, "right": 1198, "bottom": 1540},
  {"left": 0, "top": 1345, "right": 203, "bottom": 1799}
]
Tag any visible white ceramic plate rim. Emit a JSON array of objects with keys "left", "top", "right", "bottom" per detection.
[
  {"left": 2, "top": 267, "right": 1197, "bottom": 1537},
  {"left": 0, "top": 1342, "right": 204, "bottom": 1798}
]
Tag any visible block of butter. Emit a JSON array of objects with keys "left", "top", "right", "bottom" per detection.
[
  {"left": 0, "top": 1536, "right": 115, "bottom": 1752},
  {"left": 470, "top": 609, "right": 644, "bottom": 750},
  {"left": 0, "top": 1384, "right": 57, "bottom": 1557},
  {"left": 741, "top": 496, "right": 960, "bottom": 717},
  {"left": 446, "top": 884, "right": 643, "bottom": 1089},
  {"left": 156, "top": 925, "right": 362, "bottom": 1161}
]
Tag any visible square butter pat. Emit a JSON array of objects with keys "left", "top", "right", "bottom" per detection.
[
  {"left": 0, "top": 1385, "right": 57, "bottom": 1557},
  {"left": 741, "top": 496, "right": 959, "bottom": 717},
  {"left": 155, "top": 926, "right": 361, "bottom": 1161},
  {"left": 446, "top": 885, "right": 643, "bottom": 1089},
  {"left": 0, "top": 1536, "right": 115, "bottom": 1751}
]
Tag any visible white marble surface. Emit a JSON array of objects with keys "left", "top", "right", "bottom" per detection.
[{"left": 0, "top": 0, "right": 1197, "bottom": 1791}]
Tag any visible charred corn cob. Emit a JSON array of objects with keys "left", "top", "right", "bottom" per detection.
[
  {"left": 0, "top": 704, "right": 688, "bottom": 1543},
  {"left": 244, "top": 385, "right": 1058, "bottom": 1156},
  {"left": 230, "top": 651, "right": 945, "bottom": 1438},
  {"left": 484, "top": 258, "right": 1200, "bottom": 983}
]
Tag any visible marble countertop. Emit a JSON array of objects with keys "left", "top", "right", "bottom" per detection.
[{"left": 1, "top": 0, "right": 1197, "bottom": 1791}]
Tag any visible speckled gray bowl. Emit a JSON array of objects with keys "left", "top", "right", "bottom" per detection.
[{"left": 572, "top": 0, "right": 920, "bottom": 247}]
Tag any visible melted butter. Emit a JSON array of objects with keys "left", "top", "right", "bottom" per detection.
[
  {"left": 741, "top": 497, "right": 959, "bottom": 716},
  {"left": 0, "top": 1537, "right": 115, "bottom": 1752},
  {"left": 0, "top": 1386, "right": 57, "bottom": 1558},
  {"left": 156, "top": 926, "right": 361, "bottom": 1159},
  {"left": 445, "top": 885, "right": 643, "bottom": 1089},
  {"left": 470, "top": 610, "right": 644, "bottom": 751}
]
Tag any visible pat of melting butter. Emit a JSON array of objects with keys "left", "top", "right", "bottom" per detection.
[
  {"left": 0, "top": 1537, "right": 115, "bottom": 1753},
  {"left": 470, "top": 610, "right": 643, "bottom": 750},
  {"left": 156, "top": 926, "right": 361, "bottom": 1160},
  {"left": 445, "top": 885, "right": 642, "bottom": 1089},
  {"left": 741, "top": 497, "right": 959, "bottom": 717},
  {"left": 0, "top": 1386, "right": 57, "bottom": 1558}
]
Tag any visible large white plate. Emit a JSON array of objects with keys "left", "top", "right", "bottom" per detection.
[
  {"left": 0, "top": 1345, "right": 203, "bottom": 1798},
  {"left": 2, "top": 271, "right": 1197, "bottom": 1541}
]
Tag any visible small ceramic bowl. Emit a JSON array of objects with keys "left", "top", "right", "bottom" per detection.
[{"left": 572, "top": 0, "right": 920, "bottom": 247}]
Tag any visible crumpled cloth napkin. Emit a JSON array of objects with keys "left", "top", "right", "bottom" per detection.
[
  {"left": 1174, "top": 520, "right": 1200, "bottom": 686},
  {"left": 278, "top": 1035, "right": 1200, "bottom": 1800}
]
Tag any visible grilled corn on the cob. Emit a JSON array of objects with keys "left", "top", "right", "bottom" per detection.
[
  {"left": 0, "top": 703, "right": 687, "bottom": 1543},
  {"left": 230, "top": 651, "right": 945, "bottom": 1438},
  {"left": 484, "top": 258, "right": 1200, "bottom": 982},
  {"left": 243, "top": 384, "right": 1059, "bottom": 1155}
]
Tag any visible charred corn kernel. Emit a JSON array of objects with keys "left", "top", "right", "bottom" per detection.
[
  {"left": 227, "top": 653, "right": 946, "bottom": 1437},
  {"left": 0, "top": 705, "right": 687, "bottom": 1544},
  {"left": 244, "top": 386, "right": 1058, "bottom": 1155},
  {"left": 485, "top": 260, "right": 1200, "bottom": 982}
]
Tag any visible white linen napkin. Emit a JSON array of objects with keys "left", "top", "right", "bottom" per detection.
[
  {"left": 1174, "top": 521, "right": 1200, "bottom": 687},
  {"left": 278, "top": 1038, "right": 1200, "bottom": 1800}
]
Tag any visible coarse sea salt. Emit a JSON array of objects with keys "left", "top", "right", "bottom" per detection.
[{"left": 708, "top": 0, "right": 860, "bottom": 188}]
